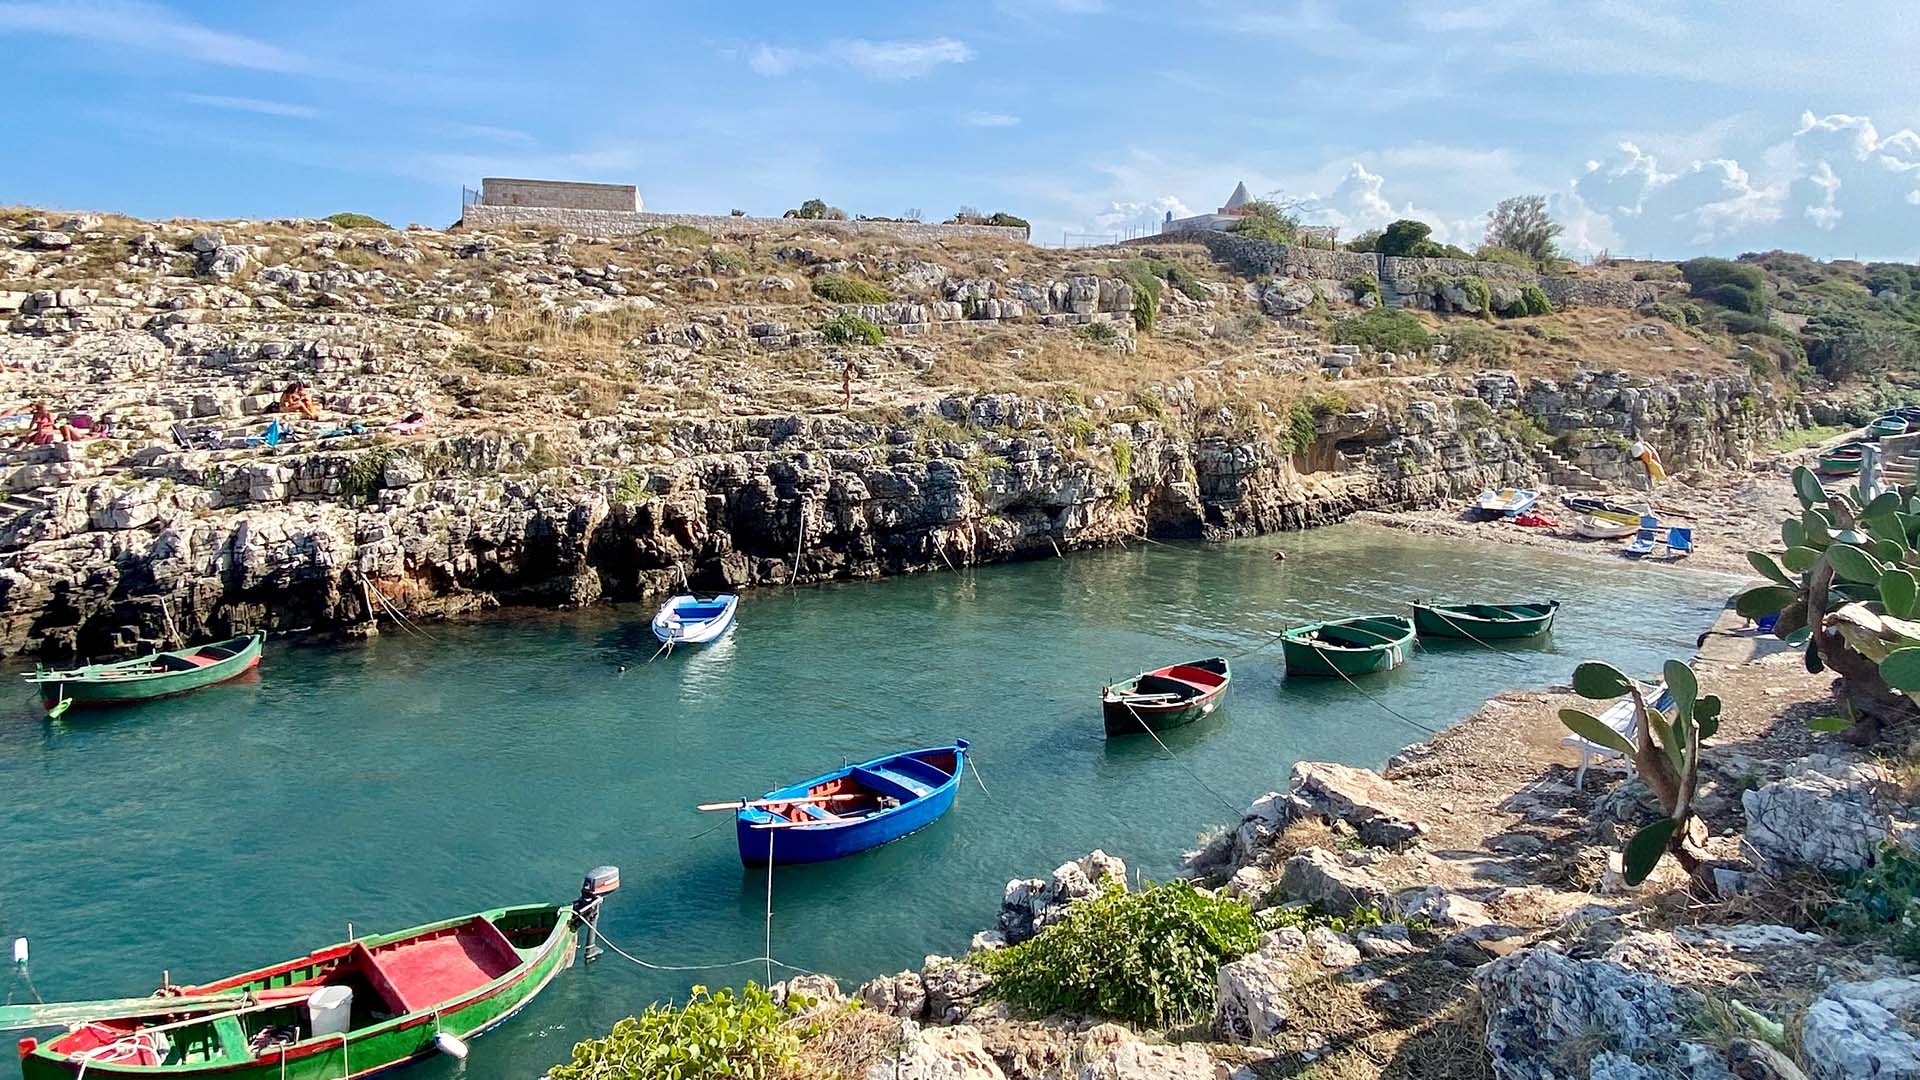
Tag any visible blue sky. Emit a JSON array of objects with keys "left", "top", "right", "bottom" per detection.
[{"left": 3, "top": 0, "right": 1918, "bottom": 260}]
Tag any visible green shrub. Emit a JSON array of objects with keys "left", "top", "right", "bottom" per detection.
[
  {"left": 1344, "top": 273, "right": 1382, "bottom": 304},
  {"left": 1518, "top": 283, "right": 1554, "bottom": 316},
  {"left": 1229, "top": 199, "right": 1300, "bottom": 244},
  {"left": 1639, "top": 301, "right": 1704, "bottom": 327},
  {"left": 985, "top": 211, "right": 1030, "bottom": 230},
  {"left": 786, "top": 198, "right": 847, "bottom": 221},
  {"left": 1111, "top": 438, "right": 1133, "bottom": 478},
  {"left": 1256, "top": 903, "right": 1423, "bottom": 935},
  {"left": 1132, "top": 388, "right": 1167, "bottom": 420},
  {"left": 811, "top": 274, "right": 891, "bottom": 304},
  {"left": 1458, "top": 275, "right": 1493, "bottom": 316},
  {"left": 548, "top": 983, "right": 807, "bottom": 1080},
  {"left": 976, "top": 881, "right": 1258, "bottom": 1025},
  {"left": 1825, "top": 842, "right": 1920, "bottom": 960},
  {"left": 1331, "top": 309, "right": 1432, "bottom": 353},
  {"left": 1719, "top": 311, "right": 1795, "bottom": 340},
  {"left": 1697, "top": 282, "right": 1767, "bottom": 314},
  {"left": 1446, "top": 323, "right": 1510, "bottom": 365},
  {"left": 324, "top": 212, "right": 389, "bottom": 230},
  {"left": 1285, "top": 401, "right": 1318, "bottom": 454},
  {"left": 343, "top": 446, "right": 397, "bottom": 505},
  {"left": 1160, "top": 261, "right": 1207, "bottom": 301},
  {"left": 1074, "top": 320, "right": 1121, "bottom": 345},
  {"left": 1115, "top": 261, "right": 1162, "bottom": 334},
  {"left": 1344, "top": 228, "right": 1381, "bottom": 253},
  {"left": 1376, "top": 219, "right": 1435, "bottom": 257},
  {"left": 1474, "top": 245, "right": 1536, "bottom": 271},
  {"left": 820, "top": 313, "right": 885, "bottom": 345},
  {"left": 1680, "top": 257, "right": 1766, "bottom": 295}
]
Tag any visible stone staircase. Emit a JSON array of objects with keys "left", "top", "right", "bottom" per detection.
[
  {"left": 1531, "top": 445, "right": 1604, "bottom": 491},
  {"left": 1879, "top": 433, "right": 1920, "bottom": 485}
]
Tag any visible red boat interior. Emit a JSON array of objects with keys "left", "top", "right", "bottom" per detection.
[
  {"left": 760, "top": 750, "right": 958, "bottom": 824},
  {"left": 1118, "top": 664, "right": 1226, "bottom": 706},
  {"left": 45, "top": 916, "right": 528, "bottom": 1067}
]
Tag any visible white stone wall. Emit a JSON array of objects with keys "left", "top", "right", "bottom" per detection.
[
  {"left": 460, "top": 204, "right": 1029, "bottom": 245},
  {"left": 479, "top": 178, "right": 640, "bottom": 212}
]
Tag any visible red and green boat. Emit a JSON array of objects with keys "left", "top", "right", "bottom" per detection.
[
  {"left": 28, "top": 633, "right": 264, "bottom": 715},
  {"left": 11, "top": 904, "right": 580, "bottom": 1080}
]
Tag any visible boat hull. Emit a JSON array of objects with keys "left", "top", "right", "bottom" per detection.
[
  {"left": 20, "top": 906, "right": 574, "bottom": 1080},
  {"left": 1471, "top": 488, "right": 1539, "bottom": 520},
  {"left": 32, "top": 634, "right": 264, "bottom": 710},
  {"left": 650, "top": 595, "right": 738, "bottom": 645},
  {"left": 1102, "top": 658, "right": 1229, "bottom": 737},
  {"left": 1573, "top": 515, "right": 1637, "bottom": 539},
  {"left": 1412, "top": 602, "right": 1558, "bottom": 640},
  {"left": 737, "top": 742, "right": 967, "bottom": 864},
  {"left": 1281, "top": 617, "right": 1415, "bottom": 677}
]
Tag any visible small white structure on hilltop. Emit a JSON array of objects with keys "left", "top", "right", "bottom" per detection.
[{"left": 1161, "top": 181, "right": 1258, "bottom": 233}]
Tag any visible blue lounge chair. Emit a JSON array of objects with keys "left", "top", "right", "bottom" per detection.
[
  {"left": 1624, "top": 515, "right": 1661, "bottom": 558},
  {"left": 1666, "top": 526, "right": 1693, "bottom": 558}
]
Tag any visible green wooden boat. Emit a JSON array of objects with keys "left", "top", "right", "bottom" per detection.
[
  {"left": 1281, "top": 615, "right": 1415, "bottom": 677},
  {"left": 1817, "top": 442, "right": 1864, "bottom": 475},
  {"left": 1867, "top": 416, "right": 1908, "bottom": 441},
  {"left": 1102, "top": 657, "right": 1230, "bottom": 736},
  {"left": 1412, "top": 601, "right": 1559, "bottom": 640},
  {"left": 13, "top": 904, "right": 577, "bottom": 1080},
  {"left": 28, "top": 633, "right": 264, "bottom": 713}
]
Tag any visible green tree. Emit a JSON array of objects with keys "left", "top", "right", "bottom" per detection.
[
  {"left": 1345, "top": 228, "right": 1382, "bottom": 253},
  {"left": 1484, "top": 195, "right": 1563, "bottom": 265},
  {"left": 785, "top": 198, "right": 847, "bottom": 220},
  {"left": 1230, "top": 198, "right": 1301, "bottom": 244},
  {"left": 1376, "top": 219, "right": 1435, "bottom": 257}
]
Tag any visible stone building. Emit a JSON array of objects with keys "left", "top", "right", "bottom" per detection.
[
  {"left": 1162, "top": 181, "right": 1257, "bottom": 233},
  {"left": 479, "top": 177, "right": 641, "bottom": 213}
]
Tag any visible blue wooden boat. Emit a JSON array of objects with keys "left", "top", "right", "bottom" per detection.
[
  {"left": 650, "top": 594, "right": 738, "bottom": 645},
  {"left": 1471, "top": 488, "right": 1539, "bottom": 520},
  {"left": 734, "top": 741, "right": 969, "bottom": 864}
]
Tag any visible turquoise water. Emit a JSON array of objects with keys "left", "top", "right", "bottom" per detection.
[{"left": 0, "top": 523, "right": 1735, "bottom": 1078}]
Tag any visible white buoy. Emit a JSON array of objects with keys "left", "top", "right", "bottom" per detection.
[
  {"left": 433, "top": 1032, "right": 469, "bottom": 1060},
  {"left": 11, "top": 937, "right": 25, "bottom": 965}
]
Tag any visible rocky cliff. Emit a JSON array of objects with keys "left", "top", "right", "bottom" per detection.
[{"left": 0, "top": 209, "right": 1793, "bottom": 658}]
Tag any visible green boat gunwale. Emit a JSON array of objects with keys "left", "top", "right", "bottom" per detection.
[
  {"left": 1280, "top": 615, "right": 1415, "bottom": 677},
  {"left": 1411, "top": 601, "right": 1560, "bottom": 640},
  {"left": 21, "top": 903, "right": 575, "bottom": 1080}
]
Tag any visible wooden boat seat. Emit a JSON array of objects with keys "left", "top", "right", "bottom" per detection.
[
  {"left": 852, "top": 764, "right": 933, "bottom": 799},
  {"left": 360, "top": 918, "right": 520, "bottom": 1014}
]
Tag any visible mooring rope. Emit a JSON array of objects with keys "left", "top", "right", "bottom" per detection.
[
  {"left": 1417, "top": 605, "right": 1537, "bottom": 669},
  {"left": 1121, "top": 700, "right": 1245, "bottom": 817},
  {"left": 1323, "top": 660, "right": 1443, "bottom": 737},
  {"left": 586, "top": 921, "right": 817, "bottom": 977}
]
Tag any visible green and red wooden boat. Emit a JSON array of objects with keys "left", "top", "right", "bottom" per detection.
[
  {"left": 11, "top": 903, "right": 581, "bottom": 1080},
  {"left": 1280, "top": 615, "right": 1415, "bottom": 677},
  {"left": 1412, "top": 601, "right": 1559, "bottom": 640},
  {"left": 1817, "top": 442, "right": 1865, "bottom": 476},
  {"left": 1102, "top": 657, "right": 1230, "bottom": 736},
  {"left": 28, "top": 633, "right": 264, "bottom": 714}
]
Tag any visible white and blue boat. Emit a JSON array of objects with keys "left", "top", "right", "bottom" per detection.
[
  {"left": 649, "top": 594, "right": 739, "bottom": 645},
  {"left": 1472, "top": 487, "right": 1540, "bottom": 519},
  {"left": 734, "top": 741, "right": 969, "bottom": 864}
]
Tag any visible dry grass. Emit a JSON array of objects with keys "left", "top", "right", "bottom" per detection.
[
  {"left": 783, "top": 1006, "right": 903, "bottom": 1080},
  {"left": 1231, "top": 957, "right": 1491, "bottom": 1080}
]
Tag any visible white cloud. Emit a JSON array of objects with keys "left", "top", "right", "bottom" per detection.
[
  {"left": 448, "top": 124, "right": 535, "bottom": 145},
  {"left": 1558, "top": 110, "right": 1920, "bottom": 257},
  {"left": 747, "top": 44, "right": 802, "bottom": 76},
  {"left": 0, "top": 0, "right": 316, "bottom": 72},
  {"left": 741, "top": 36, "right": 973, "bottom": 80},
  {"left": 832, "top": 37, "right": 973, "bottom": 79},
  {"left": 177, "top": 93, "right": 318, "bottom": 119},
  {"left": 962, "top": 111, "right": 1020, "bottom": 128},
  {"left": 1088, "top": 195, "right": 1194, "bottom": 238}
]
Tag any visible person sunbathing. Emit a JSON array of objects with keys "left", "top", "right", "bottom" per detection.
[
  {"left": 23, "top": 402, "right": 80, "bottom": 445},
  {"left": 278, "top": 382, "right": 321, "bottom": 420}
]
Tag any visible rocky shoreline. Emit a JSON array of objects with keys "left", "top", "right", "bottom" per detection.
[{"left": 762, "top": 472, "right": 1918, "bottom": 1079}]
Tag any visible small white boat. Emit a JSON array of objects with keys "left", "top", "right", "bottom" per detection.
[
  {"left": 1472, "top": 487, "right": 1539, "bottom": 519},
  {"left": 650, "top": 594, "right": 739, "bottom": 645},
  {"left": 1574, "top": 513, "right": 1638, "bottom": 539}
]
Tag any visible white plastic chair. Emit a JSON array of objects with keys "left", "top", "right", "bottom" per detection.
[{"left": 1563, "top": 684, "right": 1672, "bottom": 788}]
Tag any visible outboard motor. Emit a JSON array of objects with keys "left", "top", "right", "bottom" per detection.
[{"left": 572, "top": 866, "right": 620, "bottom": 963}]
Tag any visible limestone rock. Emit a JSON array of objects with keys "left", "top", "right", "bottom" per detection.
[
  {"left": 872, "top": 1021, "right": 1008, "bottom": 1080},
  {"left": 1475, "top": 947, "right": 1694, "bottom": 1080},
  {"left": 1286, "top": 761, "right": 1428, "bottom": 846},
  {"left": 189, "top": 230, "right": 225, "bottom": 253},
  {"left": 1278, "top": 848, "right": 1391, "bottom": 915},
  {"left": 1741, "top": 756, "right": 1902, "bottom": 874},
  {"left": 1215, "top": 952, "right": 1290, "bottom": 1043},
  {"left": 920, "top": 956, "right": 991, "bottom": 1023},
  {"left": 856, "top": 969, "right": 927, "bottom": 1019},
  {"left": 1259, "top": 279, "right": 1316, "bottom": 316},
  {"left": 770, "top": 973, "right": 844, "bottom": 1019},
  {"left": 997, "top": 850, "right": 1126, "bottom": 944},
  {"left": 26, "top": 231, "right": 72, "bottom": 250},
  {"left": 1801, "top": 976, "right": 1920, "bottom": 1080},
  {"left": 1075, "top": 1036, "right": 1215, "bottom": 1080},
  {"left": 1304, "top": 926, "right": 1361, "bottom": 968}
]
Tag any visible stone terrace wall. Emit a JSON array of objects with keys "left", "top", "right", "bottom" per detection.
[
  {"left": 1130, "top": 230, "right": 1661, "bottom": 311},
  {"left": 479, "top": 178, "right": 639, "bottom": 212},
  {"left": 1131, "top": 230, "right": 1378, "bottom": 281},
  {"left": 460, "top": 204, "right": 1029, "bottom": 244}
]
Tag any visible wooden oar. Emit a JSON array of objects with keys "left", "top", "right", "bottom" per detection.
[
  {"left": 749, "top": 815, "right": 873, "bottom": 830},
  {"left": 0, "top": 988, "right": 313, "bottom": 1032},
  {"left": 695, "top": 794, "right": 866, "bottom": 813}
]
